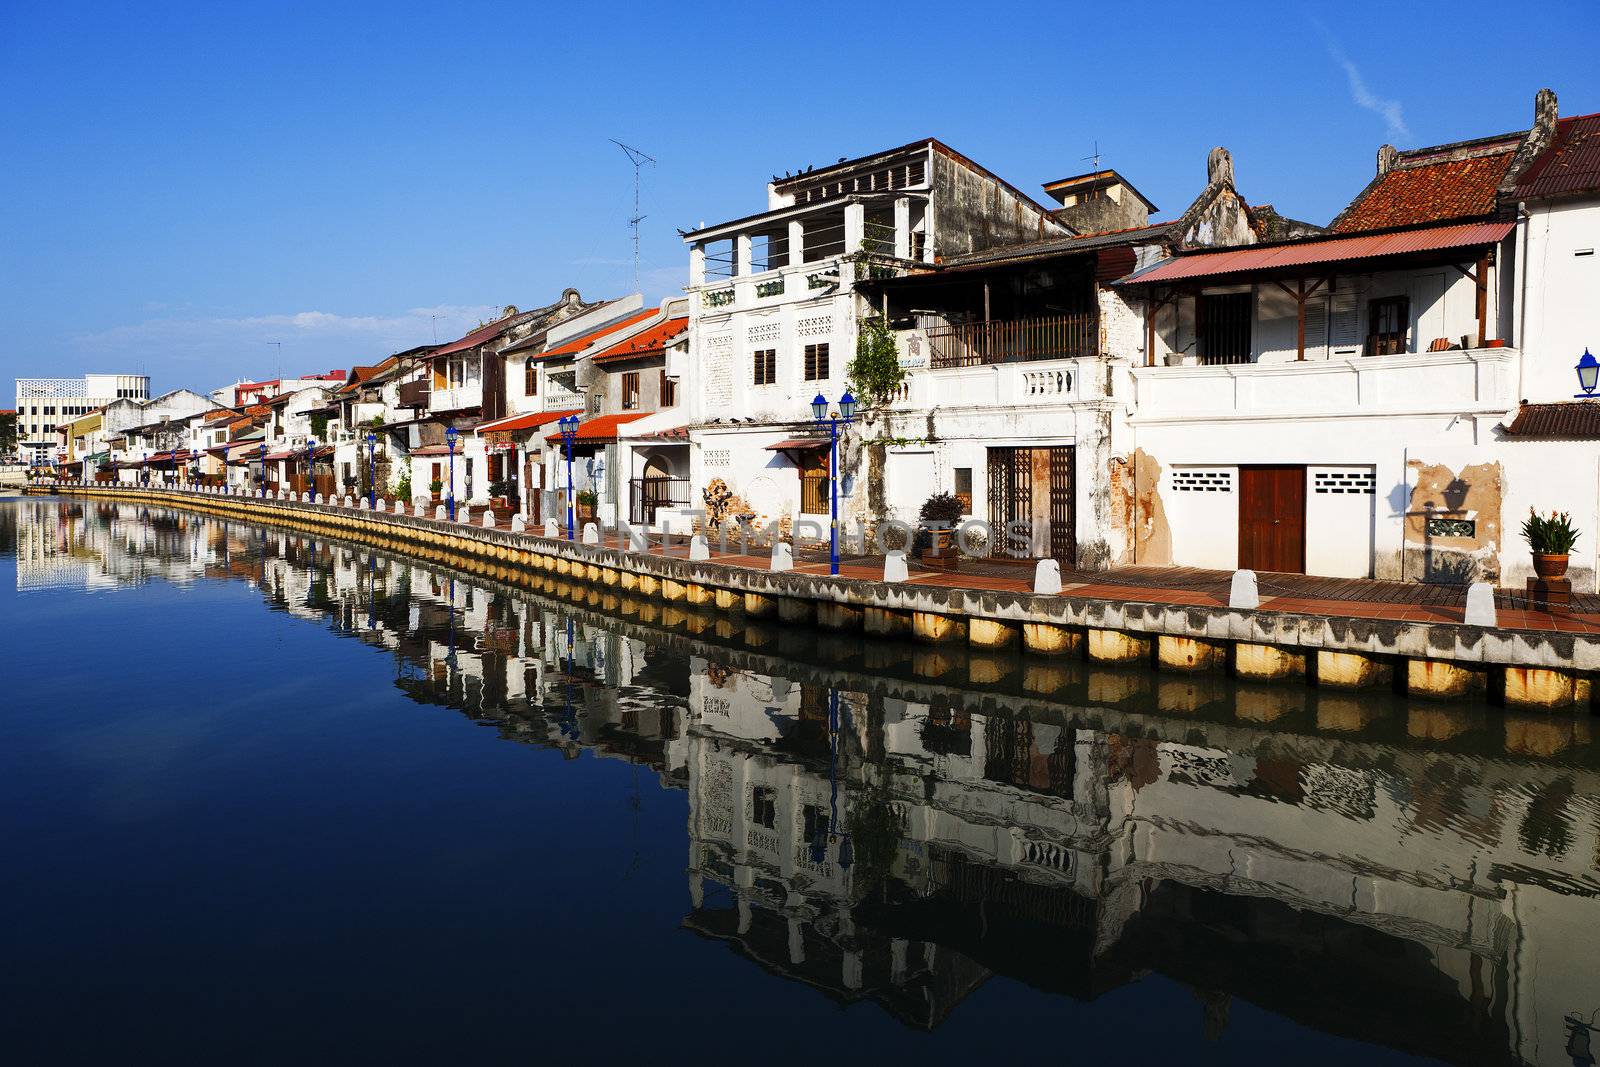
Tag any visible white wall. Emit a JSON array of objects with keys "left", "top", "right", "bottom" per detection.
[{"left": 1518, "top": 199, "right": 1600, "bottom": 403}]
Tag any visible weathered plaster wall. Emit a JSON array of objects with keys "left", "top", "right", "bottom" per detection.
[
  {"left": 1403, "top": 458, "right": 1504, "bottom": 584},
  {"left": 930, "top": 152, "right": 1062, "bottom": 258}
]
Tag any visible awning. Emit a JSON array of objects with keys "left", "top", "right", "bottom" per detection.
[
  {"left": 475, "top": 408, "right": 582, "bottom": 435},
  {"left": 765, "top": 438, "right": 829, "bottom": 451},
  {"left": 1503, "top": 401, "right": 1600, "bottom": 438},
  {"left": 543, "top": 411, "right": 650, "bottom": 444},
  {"left": 1120, "top": 220, "right": 1515, "bottom": 286}
]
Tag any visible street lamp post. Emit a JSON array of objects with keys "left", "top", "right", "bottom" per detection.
[
  {"left": 305, "top": 437, "right": 316, "bottom": 499},
  {"left": 258, "top": 442, "right": 267, "bottom": 499},
  {"left": 366, "top": 431, "right": 378, "bottom": 510},
  {"left": 445, "top": 426, "right": 459, "bottom": 520},
  {"left": 558, "top": 415, "right": 579, "bottom": 540},
  {"left": 809, "top": 390, "right": 857, "bottom": 576}
]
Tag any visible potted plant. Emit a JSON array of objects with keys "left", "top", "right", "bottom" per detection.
[
  {"left": 429, "top": 477, "right": 444, "bottom": 505},
  {"left": 1522, "top": 509, "right": 1580, "bottom": 579},
  {"left": 577, "top": 488, "right": 598, "bottom": 523},
  {"left": 916, "top": 491, "right": 967, "bottom": 570}
]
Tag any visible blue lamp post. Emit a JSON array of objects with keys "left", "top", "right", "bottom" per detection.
[
  {"left": 558, "top": 415, "right": 580, "bottom": 540},
  {"left": 366, "top": 431, "right": 378, "bottom": 510},
  {"left": 1576, "top": 349, "right": 1599, "bottom": 399},
  {"left": 809, "top": 390, "right": 857, "bottom": 576},
  {"left": 305, "top": 437, "right": 316, "bottom": 499},
  {"left": 258, "top": 442, "right": 267, "bottom": 499},
  {"left": 445, "top": 425, "right": 459, "bottom": 521}
]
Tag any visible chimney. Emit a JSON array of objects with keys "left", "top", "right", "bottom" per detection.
[
  {"left": 1376, "top": 144, "right": 1398, "bottom": 176},
  {"left": 1207, "top": 147, "right": 1234, "bottom": 187}
]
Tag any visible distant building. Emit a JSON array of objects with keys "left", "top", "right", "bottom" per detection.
[{"left": 14, "top": 374, "right": 149, "bottom": 465}]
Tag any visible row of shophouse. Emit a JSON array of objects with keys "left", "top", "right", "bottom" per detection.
[{"left": 56, "top": 87, "right": 1600, "bottom": 588}]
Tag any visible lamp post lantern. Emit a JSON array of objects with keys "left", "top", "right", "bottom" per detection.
[
  {"left": 1577, "top": 349, "right": 1599, "bottom": 398},
  {"left": 445, "top": 426, "right": 459, "bottom": 521},
  {"left": 810, "top": 391, "right": 856, "bottom": 576},
  {"left": 559, "top": 415, "right": 580, "bottom": 541},
  {"left": 366, "top": 431, "right": 378, "bottom": 510}
]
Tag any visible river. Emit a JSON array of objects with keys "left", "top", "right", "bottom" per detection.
[{"left": 4, "top": 497, "right": 1598, "bottom": 1066}]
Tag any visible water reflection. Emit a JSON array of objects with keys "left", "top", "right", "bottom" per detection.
[{"left": 14, "top": 498, "right": 1600, "bottom": 1066}]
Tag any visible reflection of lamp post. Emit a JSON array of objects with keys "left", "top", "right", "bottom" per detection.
[
  {"left": 811, "top": 687, "right": 854, "bottom": 870},
  {"left": 445, "top": 426, "right": 459, "bottom": 521},
  {"left": 1577, "top": 349, "right": 1600, "bottom": 399},
  {"left": 809, "top": 390, "right": 857, "bottom": 576},
  {"left": 366, "top": 431, "right": 378, "bottom": 510},
  {"left": 559, "top": 415, "right": 580, "bottom": 540}
]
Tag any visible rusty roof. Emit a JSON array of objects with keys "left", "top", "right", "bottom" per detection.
[
  {"left": 592, "top": 316, "right": 687, "bottom": 363},
  {"left": 1502, "top": 401, "right": 1600, "bottom": 438},
  {"left": 1333, "top": 147, "right": 1516, "bottom": 233},
  {"left": 1120, "top": 220, "right": 1514, "bottom": 286},
  {"left": 1511, "top": 112, "right": 1600, "bottom": 201}
]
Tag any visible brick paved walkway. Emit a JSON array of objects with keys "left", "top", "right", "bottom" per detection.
[{"left": 630, "top": 534, "right": 1600, "bottom": 637}]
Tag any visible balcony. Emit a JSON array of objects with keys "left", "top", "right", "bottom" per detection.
[
  {"left": 396, "top": 380, "right": 430, "bottom": 409},
  {"left": 895, "top": 355, "right": 1093, "bottom": 410},
  {"left": 1130, "top": 347, "right": 1517, "bottom": 422},
  {"left": 430, "top": 382, "right": 482, "bottom": 413},
  {"left": 925, "top": 314, "right": 1097, "bottom": 369}
]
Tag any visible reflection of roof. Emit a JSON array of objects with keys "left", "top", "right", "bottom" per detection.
[
  {"left": 1502, "top": 401, "right": 1600, "bottom": 438},
  {"left": 543, "top": 412, "right": 649, "bottom": 443},
  {"left": 1121, "top": 220, "right": 1514, "bottom": 286},
  {"left": 1332, "top": 137, "right": 1519, "bottom": 232},
  {"left": 1511, "top": 112, "right": 1600, "bottom": 200},
  {"left": 476, "top": 408, "right": 582, "bottom": 435},
  {"left": 592, "top": 316, "right": 688, "bottom": 363}
]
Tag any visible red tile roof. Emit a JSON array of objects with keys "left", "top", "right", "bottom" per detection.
[
  {"left": 475, "top": 408, "right": 582, "bottom": 435},
  {"left": 431, "top": 318, "right": 517, "bottom": 358},
  {"left": 1123, "top": 220, "right": 1515, "bottom": 285},
  {"left": 1333, "top": 151, "right": 1514, "bottom": 233},
  {"left": 1512, "top": 112, "right": 1600, "bottom": 201},
  {"left": 532, "top": 309, "right": 659, "bottom": 363},
  {"left": 543, "top": 411, "right": 649, "bottom": 444},
  {"left": 1503, "top": 401, "right": 1600, "bottom": 438},
  {"left": 592, "top": 316, "right": 688, "bottom": 363}
]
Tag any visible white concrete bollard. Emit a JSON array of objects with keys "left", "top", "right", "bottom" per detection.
[
  {"left": 343, "top": 495, "right": 353, "bottom": 508},
  {"left": 435, "top": 505, "right": 448, "bottom": 521},
  {"left": 313, "top": 493, "right": 323, "bottom": 504},
  {"left": 1229, "top": 569, "right": 1260, "bottom": 609},
  {"left": 627, "top": 526, "right": 648, "bottom": 552},
  {"left": 482, "top": 511, "right": 496, "bottom": 528},
  {"left": 582, "top": 523, "right": 600, "bottom": 546},
  {"left": 510, "top": 514, "right": 525, "bottom": 533},
  {"left": 359, "top": 499, "right": 370, "bottom": 510},
  {"left": 1465, "top": 582, "right": 1498, "bottom": 627},
  {"left": 458, "top": 506, "right": 471, "bottom": 525},
  {"left": 770, "top": 542, "right": 793, "bottom": 572},
  {"left": 689, "top": 534, "right": 710, "bottom": 561},
  {"left": 543, "top": 519, "right": 559, "bottom": 539},
  {"left": 884, "top": 551, "right": 908, "bottom": 583},
  {"left": 302, "top": 492, "right": 312, "bottom": 503},
  {"left": 1033, "top": 558, "right": 1062, "bottom": 595}
]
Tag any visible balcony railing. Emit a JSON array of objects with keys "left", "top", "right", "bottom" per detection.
[{"left": 926, "top": 314, "right": 1097, "bottom": 369}]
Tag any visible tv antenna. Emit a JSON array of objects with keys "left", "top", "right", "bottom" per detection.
[
  {"left": 1082, "top": 140, "right": 1102, "bottom": 174},
  {"left": 611, "top": 139, "right": 656, "bottom": 293},
  {"left": 267, "top": 340, "right": 283, "bottom": 380}
]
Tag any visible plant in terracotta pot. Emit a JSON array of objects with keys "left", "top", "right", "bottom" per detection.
[
  {"left": 1521, "top": 508, "right": 1580, "bottom": 578},
  {"left": 577, "top": 488, "right": 598, "bottom": 523},
  {"left": 916, "top": 491, "right": 967, "bottom": 570},
  {"left": 429, "top": 477, "right": 444, "bottom": 504}
]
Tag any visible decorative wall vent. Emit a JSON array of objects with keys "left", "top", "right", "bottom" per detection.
[
  {"left": 1171, "top": 469, "right": 1233, "bottom": 492},
  {"left": 797, "top": 315, "right": 833, "bottom": 338},
  {"left": 747, "top": 322, "right": 780, "bottom": 344},
  {"left": 1312, "top": 469, "right": 1375, "bottom": 494}
]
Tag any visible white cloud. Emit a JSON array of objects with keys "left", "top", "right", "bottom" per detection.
[{"left": 1310, "top": 17, "right": 1411, "bottom": 143}]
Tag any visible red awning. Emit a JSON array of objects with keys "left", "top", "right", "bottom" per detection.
[
  {"left": 765, "top": 438, "right": 829, "bottom": 451},
  {"left": 1122, "top": 220, "right": 1515, "bottom": 285},
  {"left": 476, "top": 408, "right": 582, "bottom": 435},
  {"left": 543, "top": 411, "right": 649, "bottom": 444}
]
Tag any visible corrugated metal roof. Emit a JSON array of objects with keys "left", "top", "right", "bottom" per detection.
[
  {"left": 592, "top": 316, "right": 688, "bottom": 363},
  {"left": 1503, "top": 401, "right": 1600, "bottom": 438},
  {"left": 542, "top": 411, "right": 649, "bottom": 444},
  {"left": 1512, "top": 112, "right": 1600, "bottom": 201},
  {"left": 1120, "top": 220, "right": 1515, "bottom": 286},
  {"left": 475, "top": 408, "right": 582, "bottom": 435}
]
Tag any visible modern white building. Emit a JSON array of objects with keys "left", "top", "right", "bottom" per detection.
[{"left": 14, "top": 373, "right": 149, "bottom": 465}]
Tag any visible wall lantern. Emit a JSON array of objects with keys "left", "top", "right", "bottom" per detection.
[{"left": 1577, "top": 349, "right": 1600, "bottom": 398}]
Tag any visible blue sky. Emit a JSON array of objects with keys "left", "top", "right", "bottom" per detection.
[{"left": 2, "top": 0, "right": 1595, "bottom": 398}]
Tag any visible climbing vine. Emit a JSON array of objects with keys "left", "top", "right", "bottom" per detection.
[{"left": 847, "top": 316, "right": 904, "bottom": 408}]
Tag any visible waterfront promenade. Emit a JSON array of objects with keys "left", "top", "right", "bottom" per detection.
[{"left": 31, "top": 481, "right": 1600, "bottom": 712}]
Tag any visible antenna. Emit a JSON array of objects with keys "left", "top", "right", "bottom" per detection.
[
  {"left": 611, "top": 139, "right": 656, "bottom": 293},
  {"left": 431, "top": 314, "right": 438, "bottom": 345},
  {"left": 1082, "top": 140, "right": 1102, "bottom": 174},
  {"left": 267, "top": 341, "right": 283, "bottom": 381}
]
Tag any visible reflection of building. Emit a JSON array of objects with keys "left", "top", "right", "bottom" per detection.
[{"left": 24, "top": 497, "right": 1599, "bottom": 1065}]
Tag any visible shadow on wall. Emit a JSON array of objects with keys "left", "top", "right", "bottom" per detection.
[{"left": 1403, "top": 461, "right": 1504, "bottom": 585}]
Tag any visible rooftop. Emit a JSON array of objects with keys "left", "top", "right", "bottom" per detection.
[
  {"left": 1332, "top": 135, "right": 1521, "bottom": 233},
  {"left": 1510, "top": 111, "right": 1600, "bottom": 201}
]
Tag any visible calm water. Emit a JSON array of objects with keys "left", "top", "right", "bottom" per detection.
[{"left": 4, "top": 497, "right": 1600, "bottom": 1066}]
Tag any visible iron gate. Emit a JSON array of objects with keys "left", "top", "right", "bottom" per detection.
[{"left": 986, "top": 446, "right": 1075, "bottom": 565}]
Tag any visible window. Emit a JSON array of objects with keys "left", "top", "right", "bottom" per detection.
[
  {"left": 1197, "top": 292, "right": 1252, "bottom": 365},
  {"left": 954, "top": 467, "right": 973, "bottom": 514},
  {"left": 1366, "top": 296, "right": 1410, "bottom": 355},
  {"left": 659, "top": 370, "right": 676, "bottom": 408},
  {"left": 804, "top": 343, "right": 830, "bottom": 381},
  {"left": 752, "top": 348, "right": 777, "bottom": 385},
  {"left": 621, "top": 371, "right": 641, "bottom": 410},
  {"left": 524, "top": 358, "right": 538, "bottom": 396},
  {"left": 802, "top": 804, "right": 830, "bottom": 844},
  {"left": 751, "top": 786, "right": 776, "bottom": 829}
]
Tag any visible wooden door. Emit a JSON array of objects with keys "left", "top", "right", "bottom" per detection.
[{"left": 1238, "top": 465, "right": 1306, "bottom": 573}]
